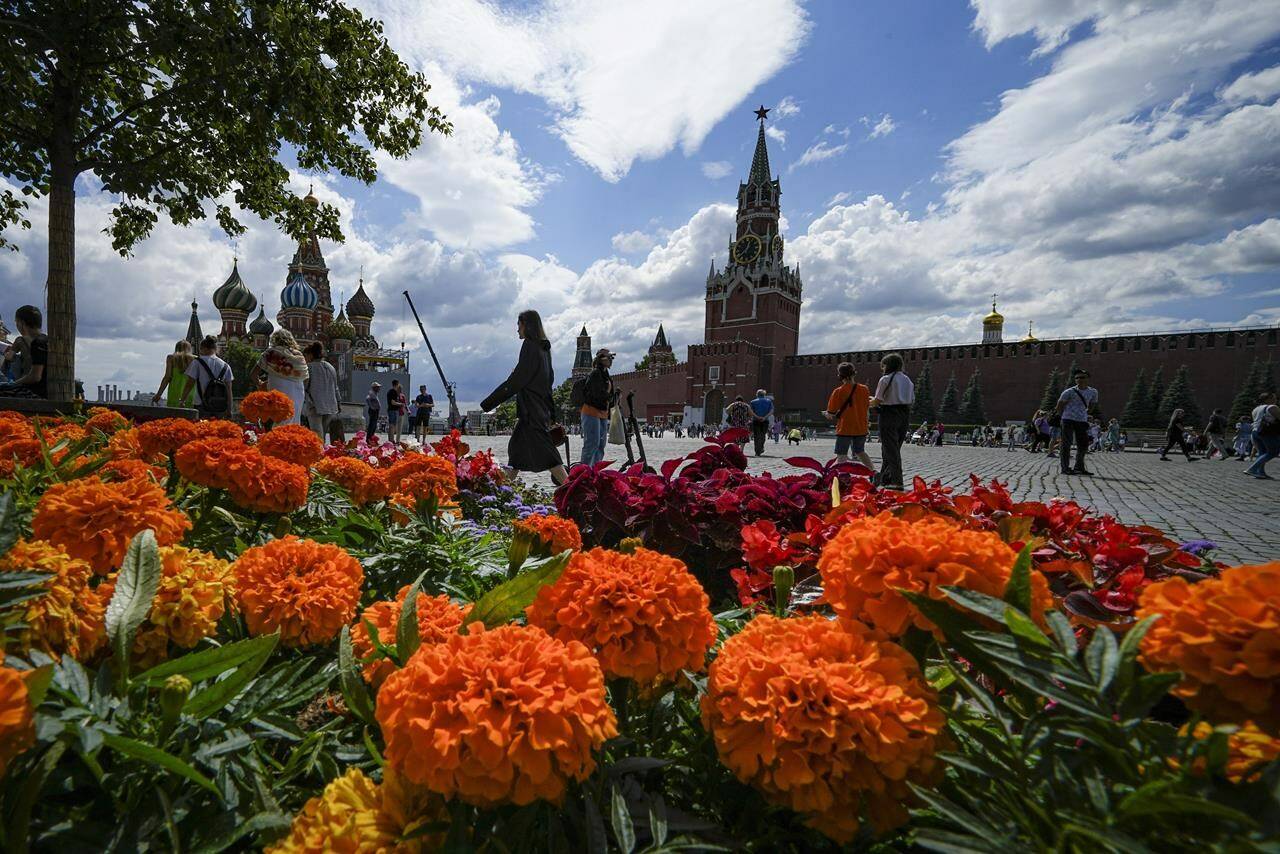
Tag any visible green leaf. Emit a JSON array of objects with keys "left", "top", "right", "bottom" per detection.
[
  {"left": 102, "top": 733, "right": 220, "bottom": 796},
  {"left": 191, "top": 812, "right": 292, "bottom": 854},
  {"left": 909, "top": 784, "right": 999, "bottom": 839},
  {"left": 184, "top": 633, "right": 279, "bottom": 718},
  {"left": 1003, "top": 606, "right": 1051, "bottom": 648},
  {"left": 339, "top": 625, "right": 375, "bottom": 724},
  {"left": 1002, "top": 544, "right": 1035, "bottom": 614},
  {"left": 135, "top": 634, "right": 280, "bottom": 686},
  {"left": 1084, "top": 627, "right": 1120, "bottom": 692},
  {"left": 105, "top": 530, "right": 162, "bottom": 686},
  {"left": 1045, "top": 611, "right": 1078, "bottom": 656},
  {"left": 24, "top": 664, "right": 53, "bottom": 706},
  {"left": 7, "top": 740, "right": 67, "bottom": 854},
  {"left": 1116, "top": 614, "right": 1159, "bottom": 686},
  {"left": 937, "top": 587, "right": 1010, "bottom": 624},
  {"left": 610, "top": 784, "right": 636, "bottom": 854},
  {"left": 462, "top": 550, "right": 572, "bottom": 629},
  {"left": 397, "top": 572, "right": 426, "bottom": 663},
  {"left": 911, "top": 827, "right": 1002, "bottom": 854},
  {"left": 648, "top": 792, "right": 668, "bottom": 847},
  {"left": 0, "top": 491, "right": 18, "bottom": 554}
]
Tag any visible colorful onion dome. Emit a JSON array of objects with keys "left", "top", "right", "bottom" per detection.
[
  {"left": 346, "top": 281, "right": 375, "bottom": 319},
  {"left": 250, "top": 305, "right": 274, "bottom": 337},
  {"left": 212, "top": 261, "right": 257, "bottom": 313},
  {"left": 326, "top": 309, "right": 356, "bottom": 341},
  {"left": 281, "top": 270, "right": 319, "bottom": 310}
]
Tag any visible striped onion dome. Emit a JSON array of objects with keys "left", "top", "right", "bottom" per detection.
[
  {"left": 212, "top": 261, "right": 257, "bottom": 313},
  {"left": 249, "top": 305, "right": 274, "bottom": 336},
  {"left": 346, "top": 281, "right": 375, "bottom": 318},
  {"left": 281, "top": 270, "right": 318, "bottom": 310}
]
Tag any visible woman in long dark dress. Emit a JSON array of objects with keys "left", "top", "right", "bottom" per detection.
[{"left": 480, "top": 310, "right": 568, "bottom": 485}]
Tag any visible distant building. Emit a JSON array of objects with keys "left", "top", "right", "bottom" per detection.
[
  {"left": 607, "top": 108, "right": 1279, "bottom": 426},
  {"left": 571, "top": 325, "right": 593, "bottom": 379}
]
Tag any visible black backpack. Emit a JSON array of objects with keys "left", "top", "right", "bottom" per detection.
[
  {"left": 194, "top": 357, "right": 230, "bottom": 414},
  {"left": 570, "top": 377, "right": 588, "bottom": 409}
]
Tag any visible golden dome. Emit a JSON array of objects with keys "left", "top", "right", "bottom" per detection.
[
  {"left": 303, "top": 184, "right": 319, "bottom": 207},
  {"left": 983, "top": 299, "right": 1004, "bottom": 325},
  {"left": 1021, "top": 321, "right": 1038, "bottom": 343}
]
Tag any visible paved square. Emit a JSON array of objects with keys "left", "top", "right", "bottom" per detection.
[{"left": 459, "top": 434, "right": 1279, "bottom": 565}]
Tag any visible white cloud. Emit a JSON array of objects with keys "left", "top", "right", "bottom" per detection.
[
  {"left": 1221, "top": 64, "right": 1280, "bottom": 104},
  {"left": 701, "top": 161, "right": 734, "bottom": 179},
  {"left": 823, "top": 124, "right": 851, "bottom": 138},
  {"left": 789, "top": 140, "right": 848, "bottom": 171},
  {"left": 774, "top": 95, "right": 801, "bottom": 117},
  {"left": 764, "top": 125, "right": 788, "bottom": 146},
  {"left": 364, "top": 0, "right": 810, "bottom": 181},
  {"left": 611, "top": 230, "right": 657, "bottom": 254},
  {"left": 861, "top": 113, "right": 897, "bottom": 138},
  {"left": 826, "top": 191, "right": 852, "bottom": 207}
]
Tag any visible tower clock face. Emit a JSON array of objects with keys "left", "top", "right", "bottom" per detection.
[
  {"left": 772, "top": 235, "right": 783, "bottom": 257},
  {"left": 734, "top": 234, "right": 761, "bottom": 264}
]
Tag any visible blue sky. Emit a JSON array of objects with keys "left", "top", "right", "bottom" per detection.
[{"left": 3, "top": 0, "right": 1279, "bottom": 406}]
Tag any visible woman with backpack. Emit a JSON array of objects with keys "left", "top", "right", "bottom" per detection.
[
  {"left": 480, "top": 310, "right": 568, "bottom": 486},
  {"left": 576, "top": 348, "right": 614, "bottom": 466}
]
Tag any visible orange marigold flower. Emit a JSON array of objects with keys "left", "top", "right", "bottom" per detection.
[
  {"left": 817, "top": 511, "right": 1053, "bottom": 637},
  {"left": 1137, "top": 562, "right": 1280, "bottom": 732},
  {"left": 192, "top": 419, "right": 246, "bottom": 442},
  {"left": 241, "top": 390, "right": 294, "bottom": 425},
  {"left": 513, "top": 513, "right": 583, "bottom": 554},
  {"left": 0, "top": 539, "right": 106, "bottom": 660},
  {"left": 106, "top": 427, "right": 153, "bottom": 462},
  {"left": 0, "top": 438, "right": 43, "bottom": 478},
  {"left": 226, "top": 454, "right": 310, "bottom": 514},
  {"left": 32, "top": 477, "right": 191, "bottom": 575},
  {"left": 702, "top": 614, "right": 945, "bottom": 843},
  {"left": 352, "top": 587, "right": 470, "bottom": 687},
  {"left": 99, "top": 458, "right": 166, "bottom": 484},
  {"left": 258, "top": 424, "right": 324, "bottom": 467},
  {"left": 314, "top": 456, "right": 389, "bottom": 506},
  {"left": 0, "top": 411, "right": 28, "bottom": 424},
  {"left": 84, "top": 409, "right": 129, "bottom": 435},
  {"left": 174, "top": 437, "right": 263, "bottom": 490},
  {"left": 526, "top": 547, "right": 714, "bottom": 684},
  {"left": 103, "top": 545, "right": 236, "bottom": 669},
  {"left": 377, "top": 623, "right": 617, "bottom": 806},
  {"left": 266, "top": 768, "right": 448, "bottom": 854},
  {"left": 384, "top": 453, "right": 458, "bottom": 511},
  {"left": 234, "top": 536, "right": 363, "bottom": 647},
  {"left": 1180, "top": 721, "right": 1280, "bottom": 783},
  {"left": 136, "top": 417, "right": 201, "bottom": 458},
  {"left": 43, "top": 423, "right": 88, "bottom": 445},
  {"left": 0, "top": 653, "right": 36, "bottom": 777}
]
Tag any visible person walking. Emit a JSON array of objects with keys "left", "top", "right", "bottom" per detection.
[
  {"left": 480, "top": 310, "right": 568, "bottom": 486},
  {"left": 152, "top": 340, "right": 195, "bottom": 407},
  {"left": 1234, "top": 415, "right": 1253, "bottom": 460},
  {"left": 1245, "top": 392, "right": 1280, "bottom": 479},
  {"left": 1027, "top": 410, "right": 1048, "bottom": 453},
  {"left": 255, "top": 329, "right": 308, "bottom": 425},
  {"left": 414, "top": 385, "right": 433, "bottom": 443},
  {"left": 824, "top": 362, "right": 873, "bottom": 471},
  {"left": 1052, "top": 369, "right": 1098, "bottom": 475},
  {"left": 578, "top": 348, "right": 614, "bottom": 466},
  {"left": 1105, "top": 418, "right": 1122, "bottom": 452},
  {"left": 365, "top": 382, "right": 381, "bottom": 441},
  {"left": 1158, "top": 409, "right": 1197, "bottom": 462},
  {"left": 184, "top": 335, "right": 234, "bottom": 420},
  {"left": 871, "top": 353, "right": 914, "bottom": 490},
  {"left": 1006, "top": 425, "right": 1018, "bottom": 451},
  {"left": 0, "top": 305, "right": 48, "bottom": 399},
  {"left": 386, "top": 379, "right": 406, "bottom": 444},
  {"left": 1203, "top": 409, "right": 1232, "bottom": 460},
  {"left": 726, "top": 395, "right": 753, "bottom": 447},
  {"left": 303, "top": 342, "right": 340, "bottom": 446},
  {"left": 749, "top": 388, "right": 774, "bottom": 457}
]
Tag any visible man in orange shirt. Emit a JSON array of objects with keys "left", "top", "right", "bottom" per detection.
[{"left": 824, "top": 361, "right": 873, "bottom": 471}]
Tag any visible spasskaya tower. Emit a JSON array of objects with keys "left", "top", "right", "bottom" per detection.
[{"left": 704, "top": 106, "right": 803, "bottom": 388}]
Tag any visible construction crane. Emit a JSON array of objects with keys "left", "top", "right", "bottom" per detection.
[{"left": 402, "top": 291, "right": 461, "bottom": 428}]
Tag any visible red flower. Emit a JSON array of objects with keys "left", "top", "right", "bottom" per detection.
[{"left": 740, "top": 520, "right": 795, "bottom": 571}]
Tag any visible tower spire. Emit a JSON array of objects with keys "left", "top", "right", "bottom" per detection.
[{"left": 748, "top": 106, "right": 772, "bottom": 186}]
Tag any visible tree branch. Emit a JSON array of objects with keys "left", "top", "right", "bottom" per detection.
[{"left": 76, "top": 74, "right": 220, "bottom": 149}]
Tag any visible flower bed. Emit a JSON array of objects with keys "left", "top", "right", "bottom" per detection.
[{"left": 0, "top": 416, "right": 1277, "bottom": 851}]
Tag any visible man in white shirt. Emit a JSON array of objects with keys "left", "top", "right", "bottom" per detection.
[
  {"left": 871, "top": 353, "right": 915, "bottom": 489},
  {"left": 184, "top": 336, "right": 235, "bottom": 419},
  {"left": 303, "top": 341, "right": 340, "bottom": 445},
  {"left": 1052, "top": 369, "right": 1099, "bottom": 476}
]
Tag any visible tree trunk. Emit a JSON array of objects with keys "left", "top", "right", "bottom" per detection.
[{"left": 46, "top": 150, "right": 77, "bottom": 402}]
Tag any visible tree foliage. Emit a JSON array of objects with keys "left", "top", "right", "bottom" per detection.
[
  {"left": 939, "top": 374, "right": 961, "bottom": 423},
  {"left": 1144, "top": 366, "right": 1166, "bottom": 427},
  {"left": 1157, "top": 365, "right": 1201, "bottom": 426},
  {"left": 912, "top": 363, "right": 936, "bottom": 423},
  {"left": 0, "top": 0, "right": 451, "bottom": 398},
  {"left": 1038, "top": 368, "right": 1064, "bottom": 413},
  {"left": 960, "top": 369, "right": 986, "bottom": 425},
  {"left": 1120, "top": 368, "right": 1152, "bottom": 427},
  {"left": 222, "top": 339, "right": 260, "bottom": 398}
]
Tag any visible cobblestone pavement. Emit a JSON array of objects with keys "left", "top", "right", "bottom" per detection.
[{"left": 458, "top": 434, "right": 1279, "bottom": 565}]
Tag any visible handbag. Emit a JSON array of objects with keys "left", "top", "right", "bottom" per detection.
[{"left": 548, "top": 423, "right": 567, "bottom": 445}]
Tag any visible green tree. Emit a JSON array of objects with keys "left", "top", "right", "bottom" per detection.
[
  {"left": 492, "top": 400, "right": 517, "bottom": 431},
  {"left": 552, "top": 377, "right": 574, "bottom": 421},
  {"left": 633, "top": 354, "right": 651, "bottom": 372},
  {"left": 1038, "top": 368, "right": 1064, "bottom": 413},
  {"left": 1120, "top": 368, "right": 1151, "bottom": 427},
  {"left": 0, "top": 1, "right": 449, "bottom": 400},
  {"left": 222, "top": 339, "right": 260, "bottom": 399},
  {"left": 1157, "top": 365, "right": 1200, "bottom": 426},
  {"left": 1261, "top": 358, "right": 1278, "bottom": 396},
  {"left": 1228, "top": 359, "right": 1264, "bottom": 423},
  {"left": 960, "top": 369, "right": 986, "bottom": 424},
  {"left": 939, "top": 374, "right": 961, "bottom": 423},
  {"left": 912, "top": 363, "right": 936, "bottom": 422},
  {"left": 1144, "top": 365, "right": 1166, "bottom": 427}
]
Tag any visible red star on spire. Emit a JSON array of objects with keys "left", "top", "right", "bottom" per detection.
[{"left": 754, "top": 105, "right": 770, "bottom": 121}]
